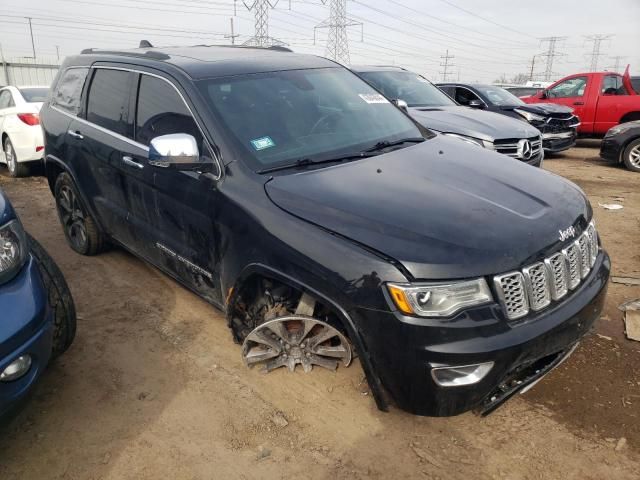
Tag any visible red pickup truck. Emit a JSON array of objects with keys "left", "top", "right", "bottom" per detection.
[{"left": 523, "top": 70, "right": 639, "bottom": 136}]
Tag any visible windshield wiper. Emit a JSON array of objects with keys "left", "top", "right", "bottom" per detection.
[
  {"left": 362, "top": 137, "right": 425, "bottom": 153},
  {"left": 258, "top": 152, "right": 376, "bottom": 174}
]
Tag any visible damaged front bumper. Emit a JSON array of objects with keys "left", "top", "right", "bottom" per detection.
[{"left": 352, "top": 251, "right": 610, "bottom": 417}]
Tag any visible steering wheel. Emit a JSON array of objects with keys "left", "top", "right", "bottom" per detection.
[{"left": 310, "top": 112, "right": 343, "bottom": 135}]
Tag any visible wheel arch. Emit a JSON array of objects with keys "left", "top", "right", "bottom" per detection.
[
  {"left": 620, "top": 135, "right": 640, "bottom": 165},
  {"left": 619, "top": 111, "right": 640, "bottom": 124},
  {"left": 226, "top": 262, "right": 389, "bottom": 411},
  {"left": 44, "top": 154, "right": 106, "bottom": 233}
]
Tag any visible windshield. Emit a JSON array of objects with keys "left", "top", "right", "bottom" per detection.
[
  {"left": 19, "top": 87, "right": 49, "bottom": 103},
  {"left": 475, "top": 85, "right": 524, "bottom": 106},
  {"left": 197, "top": 68, "right": 423, "bottom": 171},
  {"left": 358, "top": 70, "right": 456, "bottom": 108}
]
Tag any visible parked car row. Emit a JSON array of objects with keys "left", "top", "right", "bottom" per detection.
[{"left": 3, "top": 44, "right": 636, "bottom": 422}]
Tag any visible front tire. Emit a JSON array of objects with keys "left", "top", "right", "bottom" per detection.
[
  {"left": 54, "top": 172, "right": 106, "bottom": 255},
  {"left": 3, "top": 137, "right": 29, "bottom": 177},
  {"left": 622, "top": 138, "right": 640, "bottom": 173},
  {"left": 27, "top": 234, "right": 77, "bottom": 357}
]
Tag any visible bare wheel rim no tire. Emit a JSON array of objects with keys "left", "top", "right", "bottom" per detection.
[
  {"left": 57, "top": 185, "right": 88, "bottom": 251},
  {"left": 242, "top": 316, "right": 352, "bottom": 373}
]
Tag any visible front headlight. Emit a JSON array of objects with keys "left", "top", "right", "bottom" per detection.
[
  {"left": 605, "top": 124, "right": 632, "bottom": 137},
  {"left": 0, "top": 220, "right": 28, "bottom": 285},
  {"left": 442, "top": 133, "right": 493, "bottom": 149},
  {"left": 514, "top": 108, "right": 545, "bottom": 123},
  {"left": 386, "top": 279, "right": 493, "bottom": 318}
]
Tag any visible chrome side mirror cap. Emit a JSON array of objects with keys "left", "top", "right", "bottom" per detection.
[
  {"left": 149, "top": 133, "right": 200, "bottom": 169},
  {"left": 393, "top": 98, "right": 409, "bottom": 111}
]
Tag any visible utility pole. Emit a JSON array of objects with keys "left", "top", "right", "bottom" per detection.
[
  {"left": 439, "top": 49, "right": 455, "bottom": 81},
  {"left": 25, "top": 17, "right": 36, "bottom": 59},
  {"left": 539, "top": 36, "right": 566, "bottom": 81},
  {"left": 585, "top": 34, "right": 613, "bottom": 71},
  {"left": 528, "top": 54, "right": 539, "bottom": 81},
  {"left": 315, "top": 0, "right": 363, "bottom": 66},
  {"left": 225, "top": 18, "right": 240, "bottom": 45},
  {"left": 242, "top": 0, "right": 285, "bottom": 47},
  {"left": 55, "top": 45, "right": 60, "bottom": 61}
]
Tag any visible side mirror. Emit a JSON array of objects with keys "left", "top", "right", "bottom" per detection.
[
  {"left": 149, "top": 133, "right": 208, "bottom": 171},
  {"left": 539, "top": 90, "right": 548, "bottom": 99},
  {"left": 392, "top": 98, "right": 409, "bottom": 111},
  {"left": 468, "top": 99, "right": 484, "bottom": 109}
]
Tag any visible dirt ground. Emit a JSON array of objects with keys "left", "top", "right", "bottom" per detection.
[{"left": 0, "top": 140, "right": 639, "bottom": 479}]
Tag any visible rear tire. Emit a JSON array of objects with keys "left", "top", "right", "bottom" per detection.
[
  {"left": 54, "top": 172, "right": 107, "bottom": 255},
  {"left": 3, "top": 137, "right": 29, "bottom": 177},
  {"left": 622, "top": 138, "right": 640, "bottom": 173},
  {"left": 27, "top": 233, "right": 77, "bottom": 357}
]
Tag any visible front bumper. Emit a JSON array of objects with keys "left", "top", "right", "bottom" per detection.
[
  {"left": 353, "top": 251, "right": 610, "bottom": 417},
  {"left": 600, "top": 137, "right": 621, "bottom": 162},
  {"left": 541, "top": 130, "right": 577, "bottom": 153},
  {"left": 0, "top": 256, "right": 53, "bottom": 421}
]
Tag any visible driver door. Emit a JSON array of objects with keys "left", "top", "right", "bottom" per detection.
[
  {"left": 544, "top": 76, "right": 589, "bottom": 128},
  {"left": 127, "top": 72, "right": 222, "bottom": 304}
]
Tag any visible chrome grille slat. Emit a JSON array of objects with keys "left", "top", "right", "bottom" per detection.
[
  {"left": 545, "top": 252, "right": 568, "bottom": 300},
  {"left": 523, "top": 262, "right": 551, "bottom": 311},
  {"left": 494, "top": 272, "right": 529, "bottom": 320},
  {"left": 494, "top": 221, "right": 599, "bottom": 321}
]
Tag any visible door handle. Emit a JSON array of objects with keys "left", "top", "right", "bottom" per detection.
[
  {"left": 67, "top": 129, "right": 83, "bottom": 140},
  {"left": 122, "top": 155, "right": 144, "bottom": 170},
  {"left": 573, "top": 101, "right": 584, "bottom": 105}
]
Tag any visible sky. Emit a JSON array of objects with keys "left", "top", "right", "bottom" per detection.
[{"left": 0, "top": 0, "right": 638, "bottom": 83}]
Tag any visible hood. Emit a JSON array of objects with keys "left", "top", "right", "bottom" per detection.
[
  {"left": 408, "top": 105, "right": 540, "bottom": 142},
  {"left": 265, "top": 136, "right": 591, "bottom": 280},
  {"left": 499, "top": 103, "right": 574, "bottom": 117}
]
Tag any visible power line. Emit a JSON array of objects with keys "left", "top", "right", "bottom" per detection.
[
  {"left": 436, "top": 0, "right": 538, "bottom": 40},
  {"left": 242, "top": 0, "right": 286, "bottom": 47},
  {"left": 584, "top": 34, "right": 613, "bottom": 72},
  {"left": 539, "top": 36, "right": 566, "bottom": 81},
  {"left": 314, "top": 0, "right": 362, "bottom": 65},
  {"left": 439, "top": 49, "right": 455, "bottom": 81}
]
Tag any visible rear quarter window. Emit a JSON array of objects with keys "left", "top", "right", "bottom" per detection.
[{"left": 52, "top": 68, "right": 89, "bottom": 115}]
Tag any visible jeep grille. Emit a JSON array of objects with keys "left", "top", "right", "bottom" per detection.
[{"left": 494, "top": 221, "right": 599, "bottom": 321}]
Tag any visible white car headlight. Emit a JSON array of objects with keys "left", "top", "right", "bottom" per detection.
[
  {"left": 387, "top": 279, "right": 493, "bottom": 318},
  {"left": 514, "top": 108, "right": 545, "bottom": 123},
  {"left": 442, "top": 133, "right": 493, "bottom": 149},
  {"left": 0, "top": 219, "right": 28, "bottom": 284}
]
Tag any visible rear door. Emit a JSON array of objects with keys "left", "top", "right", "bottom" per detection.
[
  {"left": 66, "top": 67, "right": 136, "bottom": 245},
  {"left": 0, "top": 89, "right": 15, "bottom": 158},
  {"left": 126, "top": 71, "right": 221, "bottom": 303},
  {"left": 594, "top": 74, "right": 631, "bottom": 134}
]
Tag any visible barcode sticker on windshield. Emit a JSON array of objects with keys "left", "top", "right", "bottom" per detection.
[
  {"left": 359, "top": 93, "right": 389, "bottom": 104},
  {"left": 250, "top": 136, "right": 275, "bottom": 151}
]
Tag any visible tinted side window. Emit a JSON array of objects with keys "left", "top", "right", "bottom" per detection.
[
  {"left": 439, "top": 86, "right": 455, "bottom": 98},
  {"left": 136, "top": 75, "right": 202, "bottom": 148},
  {"left": 52, "top": 68, "right": 89, "bottom": 115},
  {"left": 455, "top": 87, "right": 479, "bottom": 105},
  {"left": 87, "top": 69, "right": 133, "bottom": 138},
  {"left": 548, "top": 77, "right": 587, "bottom": 98}
]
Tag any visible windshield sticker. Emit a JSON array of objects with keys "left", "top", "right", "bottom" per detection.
[
  {"left": 250, "top": 136, "right": 275, "bottom": 151},
  {"left": 359, "top": 93, "right": 389, "bottom": 104}
]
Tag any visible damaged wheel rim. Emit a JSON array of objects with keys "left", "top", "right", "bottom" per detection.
[{"left": 242, "top": 316, "right": 352, "bottom": 373}]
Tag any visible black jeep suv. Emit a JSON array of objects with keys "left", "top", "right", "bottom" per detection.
[{"left": 40, "top": 45, "right": 610, "bottom": 416}]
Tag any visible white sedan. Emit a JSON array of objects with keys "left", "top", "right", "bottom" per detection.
[{"left": 0, "top": 85, "right": 49, "bottom": 177}]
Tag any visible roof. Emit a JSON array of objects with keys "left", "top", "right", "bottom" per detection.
[
  {"left": 73, "top": 44, "right": 338, "bottom": 79},
  {"left": 350, "top": 65, "right": 407, "bottom": 73}
]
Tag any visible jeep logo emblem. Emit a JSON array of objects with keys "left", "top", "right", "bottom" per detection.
[
  {"left": 559, "top": 226, "right": 577, "bottom": 242},
  {"left": 517, "top": 139, "right": 533, "bottom": 160}
]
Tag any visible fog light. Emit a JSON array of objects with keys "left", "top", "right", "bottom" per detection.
[
  {"left": 431, "top": 361, "right": 494, "bottom": 387},
  {"left": 0, "top": 355, "right": 32, "bottom": 382}
]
